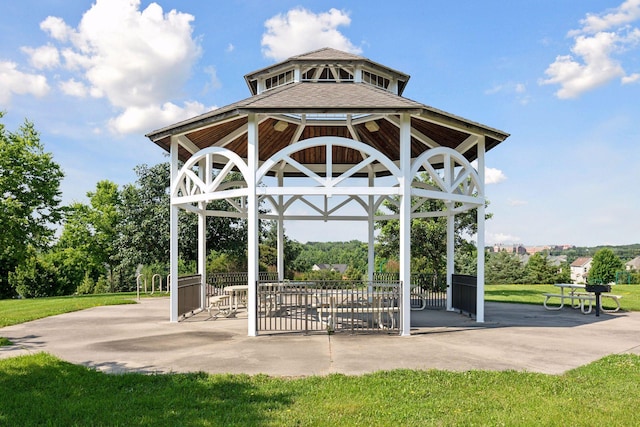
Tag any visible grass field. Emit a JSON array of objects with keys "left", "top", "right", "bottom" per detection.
[
  {"left": 485, "top": 283, "right": 640, "bottom": 311},
  {"left": 0, "top": 293, "right": 141, "bottom": 328},
  {"left": 0, "top": 352, "right": 638, "bottom": 426},
  {"left": 1, "top": 286, "right": 639, "bottom": 425}
]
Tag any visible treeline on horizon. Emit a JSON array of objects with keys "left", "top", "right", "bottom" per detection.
[{"left": 547, "top": 244, "right": 640, "bottom": 263}]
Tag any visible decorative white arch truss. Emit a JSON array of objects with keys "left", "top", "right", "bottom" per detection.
[
  {"left": 172, "top": 147, "right": 250, "bottom": 212},
  {"left": 257, "top": 136, "right": 403, "bottom": 221},
  {"left": 410, "top": 146, "right": 484, "bottom": 218}
]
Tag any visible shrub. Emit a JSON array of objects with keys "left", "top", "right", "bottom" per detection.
[
  {"left": 9, "top": 255, "right": 62, "bottom": 298},
  {"left": 76, "top": 273, "right": 95, "bottom": 295}
]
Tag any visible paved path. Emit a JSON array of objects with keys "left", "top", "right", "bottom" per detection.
[{"left": 1, "top": 298, "right": 639, "bottom": 376}]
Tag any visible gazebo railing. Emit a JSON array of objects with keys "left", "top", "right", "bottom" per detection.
[
  {"left": 256, "top": 280, "right": 401, "bottom": 335},
  {"left": 374, "top": 272, "right": 447, "bottom": 309},
  {"left": 207, "top": 272, "right": 278, "bottom": 303}
]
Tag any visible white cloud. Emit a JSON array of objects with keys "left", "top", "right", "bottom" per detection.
[
  {"left": 40, "top": 16, "right": 74, "bottom": 42},
  {"left": 622, "top": 72, "right": 640, "bottom": 83},
  {"left": 541, "top": 0, "right": 640, "bottom": 98},
  {"left": 59, "top": 78, "right": 89, "bottom": 97},
  {"left": 204, "top": 66, "right": 222, "bottom": 91},
  {"left": 261, "top": 7, "right": 362, "bottom": 61},
  {"left": 471, "top": 162, "right": 507, "bottom": 184},
  {"left": 24, "top": 0, "right": 204, "bottom": 134},
  {"left": 570, "top": 0, "right": 640, "bottom": 35},
  {"left": 541, "top": 32, "right": 625, "bottom": 98},
  {"left": 485, "top": 166, "right": 507, "bottom": 184},
  {"left": 0, "top": 60, "right": 49, "bottom": 104},
  {"left": 507, "top": 198, "right": 528, "bottom": 207},
  {"left": 21, "top": 44, "right": 60, "bottom": 69},
  {"left": 108, "top": 100, "right": 209, "bottom": 134},
  {"left": 487, "top": 232, "right": 521, "bottom": 245}
]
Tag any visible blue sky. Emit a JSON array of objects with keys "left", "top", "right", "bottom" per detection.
[{"left": 1, "top": 0, "right": 639, "bottom": 247}]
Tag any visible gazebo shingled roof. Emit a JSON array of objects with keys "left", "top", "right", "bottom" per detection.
[{"left": 146, "top": 48, "right": 509, "bottom": 175}]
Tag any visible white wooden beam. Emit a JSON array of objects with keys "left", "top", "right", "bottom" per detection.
[{"left": 176, "top": 135, "right": 200, "bottom": 156}]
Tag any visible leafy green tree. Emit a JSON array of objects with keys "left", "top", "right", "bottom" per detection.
[
  {"left": 556, "top": 261, "right": 571, "bottom": 283},
  {"left": 524, "top": 253, "right": 558, "bottom": 284},
  {"left": 485, "top": 251, "right": 526, "bottom": 284},
  {"left": 291, "top": 240, "right": 367, "bottom": 276},
  {"left": 261, "top": 221, "right": 303, "bottom": 278},
  {"left": 51, "top": 203, "right": 104, "bottom": 290},
  {"left": 53, "top": 181, "right": 122, "bottom": 291},
  {"left": 86, "top": 180, "right": 121, "bottom": 288},
  {"left": 588, "top": 248, "right": 623, "bottom": 284},
  {"left": 0, "top": 114, "right": 64, "bottom": 297},
  {"left": 454, "top": 247, "right": 478, "bottom": 275},
  {"left": 115, "top": 163, "right": 171, "bottom": 275},
  {"left": 8, "top": 248, "right": 63, "bottom": 298}
]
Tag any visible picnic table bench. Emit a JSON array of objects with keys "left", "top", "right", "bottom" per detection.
[
  {"left": 543, "top": 283, "right": 622, "bottom": 314},
  {"left": 315, "top": 294, "right": 399, "bottom": 329},
  {"left": 207, "top": 294, "right": 232, "bottom": 319}
]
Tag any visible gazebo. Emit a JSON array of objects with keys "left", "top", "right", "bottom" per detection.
[{"left": 145, "top": 47, "right": 509, "bottom": 336}]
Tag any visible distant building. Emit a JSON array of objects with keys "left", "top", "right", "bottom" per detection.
[
  {"left": 548, "top": 255, "right": 567, "bottom": 266},
  {"left": 570, "top": 257, "right": 592, "bottom": 284},
  {"left": 626, "top": 256, "right": 640, "bottom": 271}
]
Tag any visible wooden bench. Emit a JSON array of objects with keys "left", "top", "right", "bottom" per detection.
[{"left": 543, "top": 292, "right": 622, "bottom": 314}]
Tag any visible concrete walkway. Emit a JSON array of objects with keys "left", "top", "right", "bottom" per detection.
[{"left": 1, "top": 298, "right": 639, "bottom": 376}]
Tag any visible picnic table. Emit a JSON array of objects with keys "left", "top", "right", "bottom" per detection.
[{"left": 543, "top": 283, "right": 622, "bottom": 314}]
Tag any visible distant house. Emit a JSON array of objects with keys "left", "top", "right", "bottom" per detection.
[
  {"left": 312, "top": 263, "right": 348, "bottom": 274},
  {"left": 570, "top": 257, "right": 592, "bottom": 284},
  {"left": 626, "top": 256, "right": 640, "bottom": 271},
  {"left": 548, "top": 255, "right": 567, "bottom": 267}
]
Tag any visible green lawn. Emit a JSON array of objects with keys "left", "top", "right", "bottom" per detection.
[
  {"left": 0, "top": 293, "right": 139, "bottom": 328},
  {"left": 1, "top": 287, "right": 639, "bottom": 425},
  {"left": 0, "top": 352, "right": 638, "bottom": 426},
  {"left": 485, "top": 283, "right": 640, "bottom": 311}
]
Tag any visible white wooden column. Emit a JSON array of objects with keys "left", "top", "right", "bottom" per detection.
[
  {"left": 247, "top": 114, "right": 259, "bottom": 336},
  {"left": 277, "top": 172, "right": 285, "bottom": 282},
  {"left": 399, "top": 113, "right": 412, "bottom": 336},
  {"left": 367, "top": 171, "right": 375, "bottom": 282},
  {"left": 446, "top": 202, "right": 455, "bottom": 311},
  {"left": 476, "top": 135, "right": 486, "bottom": 323},
  {"left": 169, "top": 136, "right": 179, "bottom": 322},
  {"left": 198, "top": 157, "right": 208, "bottom": 310}
]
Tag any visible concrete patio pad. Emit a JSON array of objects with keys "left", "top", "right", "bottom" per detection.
[{"left": 1, "top": 297, "right": 639, "bottom": 376}]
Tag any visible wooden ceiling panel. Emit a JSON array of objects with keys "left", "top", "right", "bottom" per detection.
[{"left": 411, "top": 117, "right": 469, "bottom": 150}]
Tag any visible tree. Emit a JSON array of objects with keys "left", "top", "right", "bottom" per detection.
[
  {"left": 8, "top": 249, "right": 62, "bottom": 298},
  {"left": 53, "top": 181, "right": 121, "bottom": 291},
  {"left": 261, "top": 221, "right": 302, "bottom": 277},
  {"left": 588, "top": 248, "right": 623, "bottom": 284},
  {"left": 86, "top": 180, "right": 121, "bottom": 288},
  {"left": 115, "top": 163, "right": 171, "bottom": 273},
  {"left": 524, "top": 253, "right": 559, "bottom": 284},
  {"left": 485, "top": 251, "right": 525, "bottom": 284},
  {"left": 0, "top": 114, "right": 64, "bottom": 297}
]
